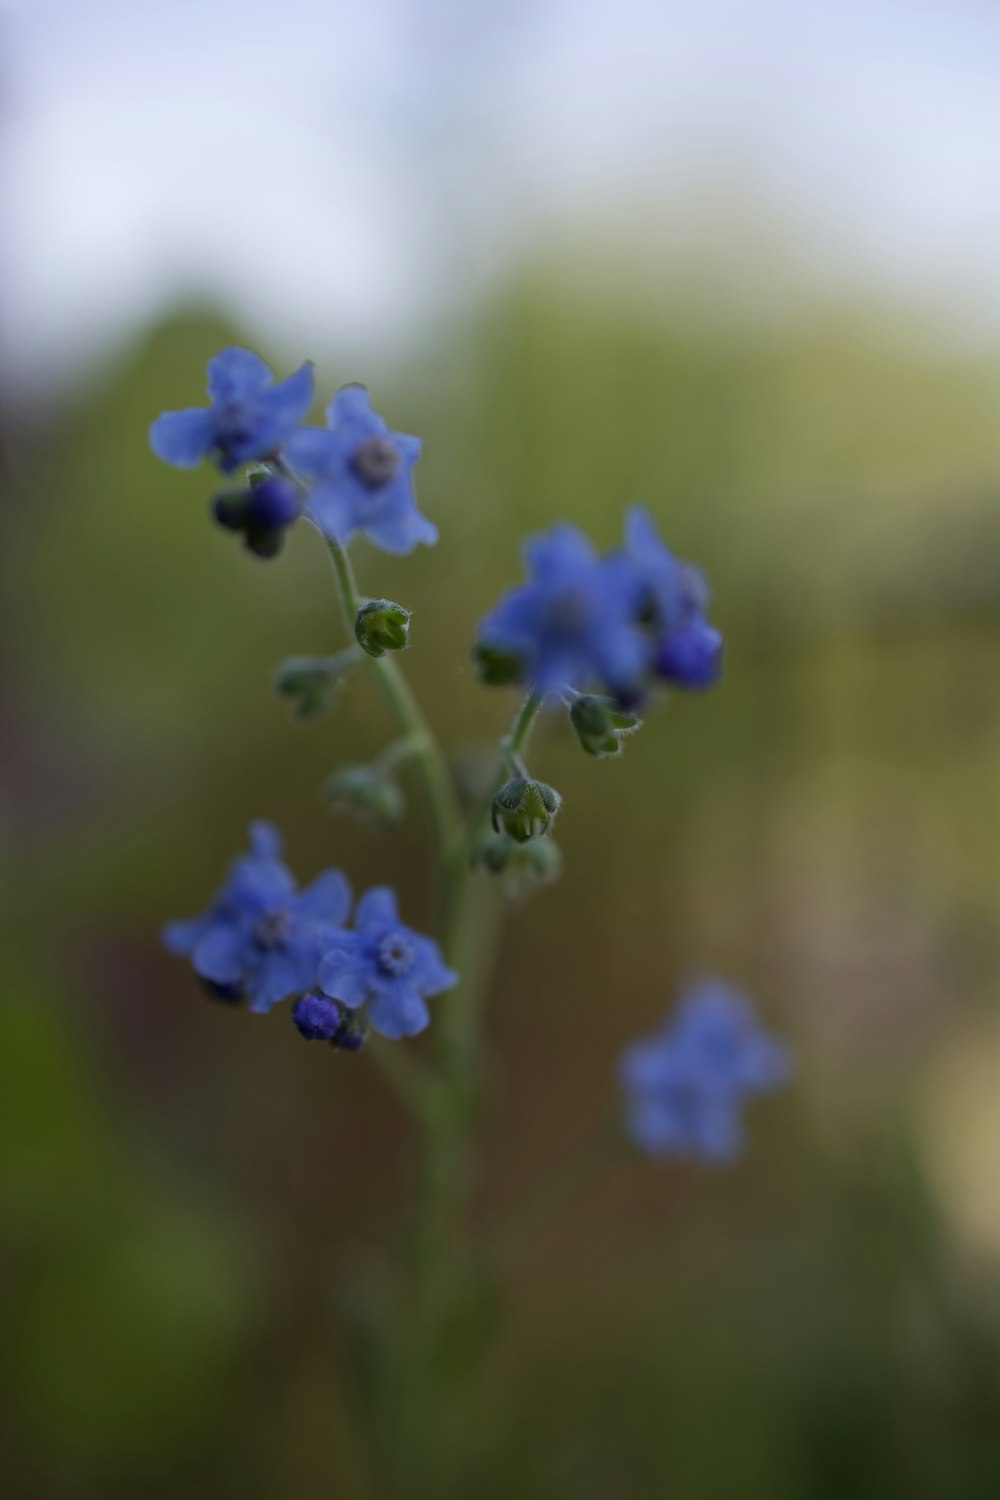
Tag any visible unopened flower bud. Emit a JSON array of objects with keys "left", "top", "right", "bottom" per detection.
[
  {"left": 244, "top": 475, "right": 300, "bottom": 530},
  {"left": 491, "top": 778, "right": 561, "bottom": 843},
  {"left": 355, "top": 599, "right": 411, "bottom": 657},
  {"left": 474, "top": 830, "right": 563, "bottom": 897},
  {"left": 210, "top": 475, "right": 300, "bottom": 561},
  {"left": 211, "top": 489, "right": 251, "bottom": 532},
  {"left": 325, "top": 765, "right": 405, "bottom": 830},
  {"left": 473, "top": 641, "right": 524, "bottom": 687},
  {"left": 292, "top": 992, "right": 342, "bottom": 1040},
  {"left": 330, "top": 1009, "right": 369, "bottom": 1052},
  {"left": 274, "top": 654, "right": 348, "bottom": 720},
  {"left": 570, "top": 694, "right": 642, "bottom": 757}
]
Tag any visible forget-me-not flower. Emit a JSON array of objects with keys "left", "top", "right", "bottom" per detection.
[
  {"left": 317, "top": 887, "right": 457, "bottom": 1040},
  {"left": 476, "top": 524, "right": 648, "bottom": 701},
  {"left": 150, "top": 347, "right": 314, "bottom": 474},
  {"left": 163, "top": 822, "right": 351, "bottom": 1014},
  {"left": 622, "top": 507, "right": 723, "bottom": 691},
  {"left": 619, "top": 979, "right": 790, "bottom": 1163},
  {"left": 286, "top": 386, "right": 436, "bottom": 555}
]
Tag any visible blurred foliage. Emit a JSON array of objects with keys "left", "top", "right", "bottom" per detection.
[{"left": 3, "top": 256, "right": 1000, "bottom": 1497}]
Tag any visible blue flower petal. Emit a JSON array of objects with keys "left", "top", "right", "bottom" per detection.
[
  {"left": 318, "top": 935, "right": 372, "bottom": 1008},
  {"left": 305, "top": 483, "right": 359, "bottom": 542},
  {"left": 207, "top": 347, "right": 273, "bottom": 402},
  {"left": 246, "top": 950, "right": 302, "bottom": 1014},
  {"left": 354, "top": 887, "right": 399, "bottom": 932},
  {"left": 254, "top": 362, "right": 314, "bottom": 440},
  {"left": 149, "top": 408, "right": 215, "bottom": 468},
  {"left": 248, "top": 821, "right": 283, "bottom": 859},
  {"left": 285, "top": 428, "right": 341, "bottom": 480},
  {"left": 325, "top": 384, "right": 383, "bottom": 438},
  {"left": 367, "top": 984, "right": 430, "bottom": 1040},
  {"left": 294, "top": 870, "right": 352, "bottom": 926},
  {"left": 162, "top": 915, "right": 211, "bottom": 957},
  {"left": 192, "top": 923, "right": 248, "bottom": 985},
  {"left": 363, "top": 507, "right": 438, "bottom": 556},
  {"left": 410, "top": 935, "right": 458, "bottom": 995}
]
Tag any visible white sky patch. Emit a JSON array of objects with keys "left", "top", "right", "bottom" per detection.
[{"left": 3, "top": 0, "right": 1000, "bottom": 396}]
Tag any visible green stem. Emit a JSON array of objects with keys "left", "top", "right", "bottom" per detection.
[
  {"left": 366, "top": 1033, "right": 433, "bottom": 1119},
  {"left": 306, "top": 491, "right": 545, "bottom": 1490},
  {"left": 323, "top": 534, "right": 462, "bottom": 878}
]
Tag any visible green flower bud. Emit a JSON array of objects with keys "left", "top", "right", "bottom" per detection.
[
  {"left": 355, "top": 599, "right": 411, "bottom": 658},
  {"left": 273, "top": 655, "right": 348, "bottom": 720},
  {"left": 569, "top": 694, "right": 642, "bottom": 757},
  {"left": 473, "top": 641, "right": 524, "bottom": 687},
  {"left": 490, "top": 778, "right": 561, "bottom": 843},
  {"left": 474, "top": 830, "right": 563, "bottom": 897},
  {"left": 325, "top": 765, "right": 405, "bottom": 830}
]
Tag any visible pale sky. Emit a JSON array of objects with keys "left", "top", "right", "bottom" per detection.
[{"left": 3, "top": 0, "right": 1000, "bottom": 394}]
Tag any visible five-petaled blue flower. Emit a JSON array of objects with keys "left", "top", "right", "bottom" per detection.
[
  {"left": 476, "top": 524, "right": 647, "bottom": 701},
  {"left": 619, "top": 979, "right": 790, "bottom": 1163},
  {"left": 317, "top": 887, "right": 457, "bottom": 1039},
  {"left": 162, "top": 822, "right": 351, "bottom": 1014},
  {"left": 286, "top": 386, "right": 436, "bottom": 555},
  {"left": 150, "top": 347, "right": 314, "bottom": 474},
  {"left": 622, "top": 507, "right": 723, "bottom": 690}
]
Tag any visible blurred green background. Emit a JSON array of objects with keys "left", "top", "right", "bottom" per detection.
[
  {"left": 4, "top": 2, "right": 1000, "bottom": 1496},
  {"left": 4, "top": 274, "right": 1000, "bottom": 1497}
]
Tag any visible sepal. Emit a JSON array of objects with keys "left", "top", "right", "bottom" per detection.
[
  {"left": 473, "top": 830, "right": 563, "bottom": 897},
  {"left": 570, "top": 694, "right": 642, "bottom": 757},
  {"left": 490, "top": 778, "right": 561, "bottom": 844}
]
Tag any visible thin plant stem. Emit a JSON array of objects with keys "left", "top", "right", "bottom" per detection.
[{"left": 322, "top": 534, "right": 462, "bottom": 879}]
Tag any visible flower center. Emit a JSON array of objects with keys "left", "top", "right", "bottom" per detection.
[
  {"left": 377, "top": 931, "right": 414, "bottom": 976},
  {"left": 254, "top": 909, "right": 290, "bottom": 949},
  {"left": 350, "top": 436, "right": 400, "bottom": 491},
  {"left": 216, "top": 399, "right": 255, "bottom": 448},
  {"left": 544, "top": 590, "right": 590, "bottom": 638}
]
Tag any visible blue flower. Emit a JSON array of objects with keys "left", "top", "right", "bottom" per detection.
[
  {"left": 623, "top": 507, "right": 722, "bottom": 690},
  {"left": 285, "top": 386, "right": 436, "bottom": 555},
  {"left": 619, "top": 979, "right": 790, "bottom": 1163},
  {"left": 163, "top": 822, "right": 351, "bottom": 1014},
  {"left": 150, "top": 347, "right": 314, "bottom": 474},
  {"left": 317, "top": 887, "right": 457, "bottom": 1040},
  {"left": 476, "top": 524, "right": 647, "bottom": 700}
]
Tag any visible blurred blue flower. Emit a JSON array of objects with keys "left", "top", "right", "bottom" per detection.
[
  {"left": 318, "top": 887, "right": 457, "bottom": 1040},
  {"left": 623, "top": 507, "right": 722, "bottom": 690},
  {"left": 163, "top": 822, "right": 351, "bottom": 1014},
  {"left": 149, "top": 347, "right": 314, "bottom": 474},
  {"left": 619, "top": 979, "right": 790, "bottom": 1163},
  {"left": 286, "top": 385, "right": 436, "bottom": 555},
  {"left": 476, "top": 524, "right": 647, "bottom": 700}
]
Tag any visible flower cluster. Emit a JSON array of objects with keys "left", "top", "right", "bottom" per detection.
[
  {"left": 619, "top": 979, "right": 790, "bottom": 1163},
  {"left": 150, "top": 347, "right": 436, "bottom": 559},
  {"left": 163, "top": 823, "right": 454, "bottom": 1043},
  {"left": 475, "top": 508, "right": 722, "bottom": 705}
]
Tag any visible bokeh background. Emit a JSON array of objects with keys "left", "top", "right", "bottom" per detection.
[{"left": 3, "top": 1, "right": 1000, "bottom": 1495}]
